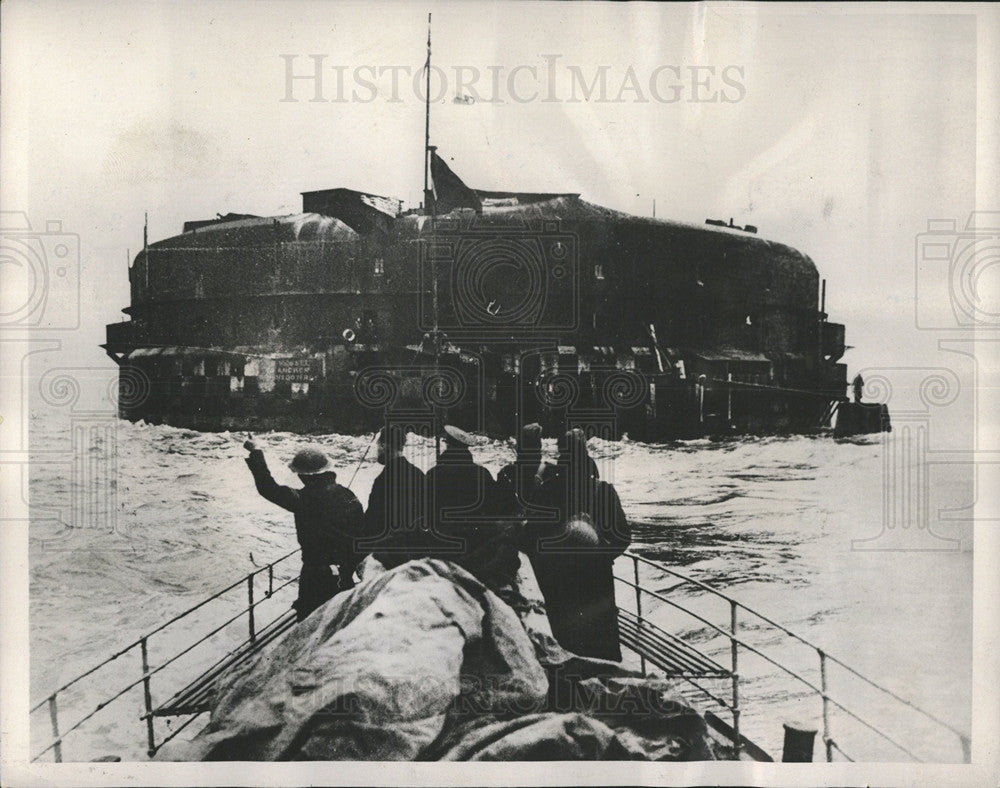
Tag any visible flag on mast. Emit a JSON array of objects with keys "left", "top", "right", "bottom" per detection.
[{"left": 429, "top": 149, "right": 482, "bottom": 214}]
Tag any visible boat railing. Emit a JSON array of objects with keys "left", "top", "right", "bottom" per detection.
[
  {"left": 30, "top": 546, "right": 969, "bottom": 764},
  {"left": 29, "top": 548, "right": 302, "bottom": 763},
  {"left": 614, "top": 550, "right": 970, "bottom": 763}
]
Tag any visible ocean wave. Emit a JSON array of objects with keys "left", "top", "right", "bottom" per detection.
[{"left": 26, "top": 417, "right": 973, "bottom": 762}]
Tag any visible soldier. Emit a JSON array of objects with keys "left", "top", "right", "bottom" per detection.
[
  {"left": 525, "top": 429, "right": 631, "bottom": 661},
  {"left": 853, "top": 373, "right": 865, "bottom": 403},
  {"left": 244, "top": 440, "right": 365, "bottom": 621},
  {"left": 361, "top": 425, "right": 429, "bottom": 569},
  {"left": 425, "top": 425, "right": 515, "bottom": 589},
  {"left": 496, "top": 422, "right": 551, "bottom": 518}
]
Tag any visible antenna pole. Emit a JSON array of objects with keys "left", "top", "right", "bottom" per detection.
[
  {"left": 422, "top": 12, "right": 442, "bottom": 457},
  {"left": 432, "top": 177, "right": 440, "bottom": 456},
  {"left": 423, "top": 13, "right": 432, "bottom": 211}
]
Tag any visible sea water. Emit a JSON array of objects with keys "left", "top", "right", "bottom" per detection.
[{"left": 27, "top": 410, "right": 972, "bottom": 763}]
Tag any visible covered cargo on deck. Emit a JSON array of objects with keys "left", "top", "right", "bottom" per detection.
[{"left": 157, "top": 558, "right": 717, "bottom": 761}]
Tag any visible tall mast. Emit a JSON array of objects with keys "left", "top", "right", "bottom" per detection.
[
  {"left": 143, "top": 211, "right": 149, "bottom": 290},
  {"left": 423, "top": 13, "right": 432, "bottom": 211},
  {"left": 423, "top": 12, "right": 442, "bottom": 456},
  {"left": 425, "top": 13, "right": 437, "bottom": 333}
]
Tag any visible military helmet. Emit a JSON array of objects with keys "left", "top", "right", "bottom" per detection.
[{"left": 288, "top": 446, "right": 336, "bottom": 475}]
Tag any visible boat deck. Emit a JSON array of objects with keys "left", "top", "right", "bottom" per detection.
[
  {"left": 30, "top": 549, "right": 969, "bottom": 764},
  {"left": 148, "top": 606, "right": 731, "bottom": 720},
  {"left": 149, "top": 611, "right": 298, "bottom": 718}
]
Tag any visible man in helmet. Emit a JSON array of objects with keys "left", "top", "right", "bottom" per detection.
[{"left": 244, "top": 440, "right": 365, "bottom": 621}]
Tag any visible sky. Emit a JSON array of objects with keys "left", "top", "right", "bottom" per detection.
[{"left": 2, "top": 1, "right": 997, "bottom": 381}]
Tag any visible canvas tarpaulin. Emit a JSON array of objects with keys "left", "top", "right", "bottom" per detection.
[{"left": 157, "top": 557, "right": 716, "bottom": 761}]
